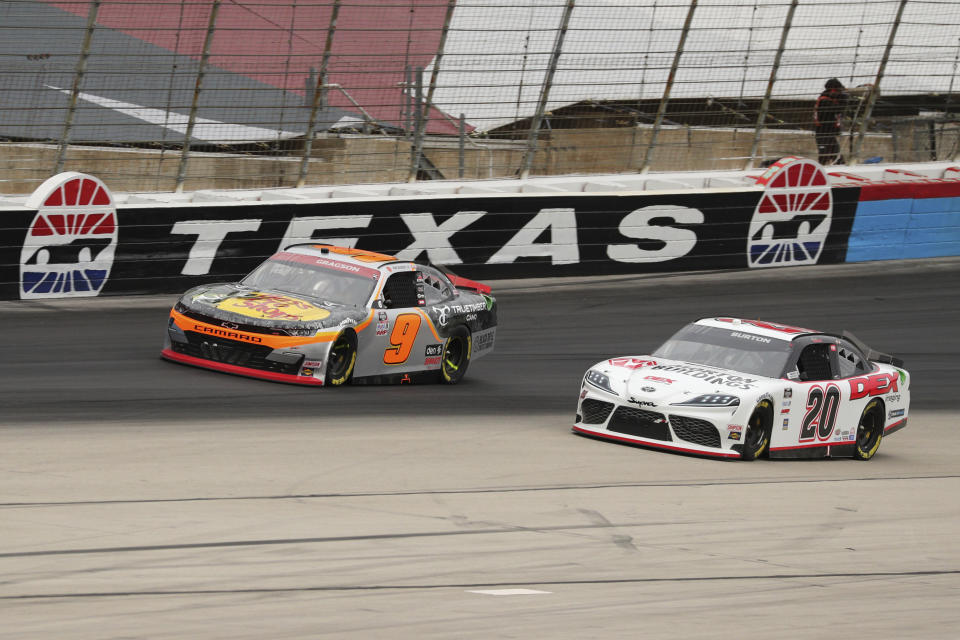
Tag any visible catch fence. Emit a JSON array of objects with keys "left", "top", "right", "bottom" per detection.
[{"left": 1, "top": 0, "right": 959, "bottom": 193}]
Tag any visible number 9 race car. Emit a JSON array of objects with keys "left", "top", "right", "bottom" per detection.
[
  {"left": 573, "top": 317, "right": 909, "bottom": 460},
  {"left": 162, "top": 244, "right": 497, "bottom": 386}
]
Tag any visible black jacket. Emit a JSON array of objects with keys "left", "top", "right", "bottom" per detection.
[{"left": 814, "top": 89, "right": 849, "bottom": 130}]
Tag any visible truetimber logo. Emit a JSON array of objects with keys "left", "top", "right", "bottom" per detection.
[{"left": 20, "top": 172, "right": 118, "bottom": 299}]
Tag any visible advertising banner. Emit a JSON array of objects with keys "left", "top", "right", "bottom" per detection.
[{"left": 0, "top": 159, "right": 860, "bottom": 299}]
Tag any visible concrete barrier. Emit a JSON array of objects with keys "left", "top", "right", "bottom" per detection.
[
  {"left": 2, "top": 158, "right": 958, "bottom": 300},
  {"left": 845, "top": 175, "right": 960, "bottom": 262}
]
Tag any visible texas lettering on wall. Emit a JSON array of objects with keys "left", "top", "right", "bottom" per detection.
[{"left": 0, "top": 160, "right": 859, "bottom": 299}]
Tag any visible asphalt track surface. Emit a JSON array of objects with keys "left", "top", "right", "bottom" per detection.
[{"left": 2, "top": 258, "right": 959, "bottom": 639}]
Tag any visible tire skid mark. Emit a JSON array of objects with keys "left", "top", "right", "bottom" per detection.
[
  {"left": 2, "top": 473, "right": 957, "bottom": 508},
  {"left": 578, "top": 508, "right": 641, "bottom": 553},
  {"left": 3, "top": 569, "right": 958, "bottom": 601},
  {"left": 0, "top": 520, "right": 688, "bottom": 559}
]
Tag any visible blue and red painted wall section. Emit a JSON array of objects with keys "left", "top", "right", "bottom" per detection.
[{"left": 844, "top": 179, "right": 960, "bottom": 262}]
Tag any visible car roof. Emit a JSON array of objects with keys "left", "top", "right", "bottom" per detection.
[
  {"left": 283, "top": 244, "right": 401, "bottom": 269},
  {"left": 696, "top": 317, "right": 823, "bottom": 341}
]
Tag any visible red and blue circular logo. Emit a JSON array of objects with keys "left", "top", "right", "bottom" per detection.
[
  {"left": 748, "top": 157, "right": 832, "bottom": 268},
  {"left": 20, "top": 172, "right": 118, "bottom": 299}
]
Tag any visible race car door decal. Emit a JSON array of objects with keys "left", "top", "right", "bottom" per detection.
[
  {"left": 383, "top": 312, "right": 421, "bottom": 364},
  {"left": 799, "top": 384, "right": 841, "bottom": 442}
]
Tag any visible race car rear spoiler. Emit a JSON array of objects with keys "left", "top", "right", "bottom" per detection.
[
  {"left": 432, "top": 264, "right": 492, "bottom": 295},
  {"left": 843, "top": 330, "right": 904, "bottom": 368}
]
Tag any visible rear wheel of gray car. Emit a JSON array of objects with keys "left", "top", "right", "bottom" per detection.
[
  {"left": 741, "top": 399, "right": 773, "bottom": 460},
  {"left": 853, "top": 399, "right": 884, "bottom": 460},
  {"left": 441, "top": 326, "right": 471, "bottom": 384},
  {"left": 325, "top": 331, "right": 356, "bottom": 386}
]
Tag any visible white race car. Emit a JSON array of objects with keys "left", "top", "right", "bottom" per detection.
[{"left": 573, "top": 317, "right": 910, "bottom": 460}]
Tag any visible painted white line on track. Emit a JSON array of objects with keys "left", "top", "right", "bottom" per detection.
[{"left": 466, "top": 589, "right": 552, "bottom": 596}]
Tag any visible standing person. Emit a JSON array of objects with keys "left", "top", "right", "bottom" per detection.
[{"left": 813, "top": 78, "right": 849, "bottom": 165}]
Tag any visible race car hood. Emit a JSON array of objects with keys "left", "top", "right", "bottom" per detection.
[
  {"left": 596, "top": 356, "right": 763, "bottom": 405},
  {"left": 176, "top": 283, "right": 367, "bottom": 332}
]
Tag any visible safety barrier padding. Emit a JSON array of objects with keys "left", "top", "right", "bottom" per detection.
[
  {"left": 846, "top": 179, "right": 960, "bottom": 262},
  {"left": 3, "top": 158, "right": 959, "bottom": 300}
]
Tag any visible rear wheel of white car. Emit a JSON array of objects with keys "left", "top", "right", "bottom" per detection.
[
  {"left": 441, "top": 326, "right": 471, "bottom": 384},
  {"left": 325, "top": 331, "right": 356, "bottom": 386},
  {"left": 853, "top": 399, "right": 884, "bottom": 460},
  {"left": 741, "top": 400, "right": 773, "bottom": 461}
]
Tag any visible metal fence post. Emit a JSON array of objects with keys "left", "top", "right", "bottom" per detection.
[
  {"left": 297, "top": 0, "right": 341, "bottom": 188},
  {"left": 850, "top": 0, "right": 908, "bottom": 165},
  {"left": 640, "top": 0, "right": 697, "bottom": 173},
  {"left": 459, "top": 113, "right": 465, "bottom": 179},
  {"left": 950, "top": 38, "right": 960, "bottom": 162},
  {"left": 54, "top": 0, "right": 100, "bottom": 174},
  {"left": 405, "top": 65, "right": 413, "bottom": 138},
  {"left": 175, "top": 0, "right": 220, "bottom": 193},
  {"left": 423, "top": 0, "right": 457, "bottom": 128},
  {"left": 408, "top": 67, "right": 425, "bottom": 181},
  {"left": 745, "top": 0, "right": 797, "bottom": 169},
  {"left": 405, "top": 0, "right": 457, "bottom": 183},
  {"left": 519, "top": 0, "right": 575, "bottom": 180}
]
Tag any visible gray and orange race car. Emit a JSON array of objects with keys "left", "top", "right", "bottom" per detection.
[{"left": 162, "top": 245, "right": 496, "bottom": 386}]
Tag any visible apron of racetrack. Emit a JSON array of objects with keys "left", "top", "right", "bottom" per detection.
[{"left": 2, "top": 258, "right": 958, "bottom": 638}]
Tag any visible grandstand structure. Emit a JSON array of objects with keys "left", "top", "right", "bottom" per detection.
[{"left": 1, "top": 0, "right": 959, "bottom": 193}]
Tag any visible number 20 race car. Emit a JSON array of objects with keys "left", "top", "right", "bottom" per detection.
[
  {"left": 162, "top": 244, "right": 497, "bottom": 386},
  {"left": 573, "top": 317, "right": 910, "bottom": 460}
]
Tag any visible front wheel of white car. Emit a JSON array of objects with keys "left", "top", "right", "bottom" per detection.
[{"left": 741, "top": 400, "right": 773, "bottom": 461}]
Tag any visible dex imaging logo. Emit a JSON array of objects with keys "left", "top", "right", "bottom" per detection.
[
  {"left": 20, "top": 172, "right": 118, "bottom": 299},
  {"left": 748, "top": 157, "right": 832, "bottom": 268}
]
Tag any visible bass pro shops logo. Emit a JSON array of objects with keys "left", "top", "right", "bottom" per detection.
[
  {"left": 20, "top": 172, "right": 118, "bottom": 299},
  {"left": 748, "top": 157, "right": 832, "bottom": 268}
]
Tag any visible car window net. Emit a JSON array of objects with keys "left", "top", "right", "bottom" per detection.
[
  {"left": 797, "top": 344, "right": 834, "bottom": 381},
  {"left": 383, "top": 272, "right": 421, "bottom": 308}
]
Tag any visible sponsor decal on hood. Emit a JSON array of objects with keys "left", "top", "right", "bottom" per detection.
[
  {"left": 619, "top": 356, "right": 767, "bottom": 407},
  {"left": 608, "top": 357, "right": 657, "bottom": 369},
  {"left": 648, "top": 361, "right": 758, "bottom": 390},
  {"left": 216, "top": 292, "right": 332, "bottom": 322}
]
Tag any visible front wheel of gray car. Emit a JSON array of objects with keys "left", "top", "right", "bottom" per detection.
[
  {"left": 441, "top": 326, "right": 471, "bottom": 384},
  {"left": 325, "top": 331, "right": 357, "bottom": 386},
  {"left": 741, "top": 399, "right": 773, "bottom": 461}
]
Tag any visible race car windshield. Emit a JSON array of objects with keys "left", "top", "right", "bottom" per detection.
[
  {"left": 653, "top": 323, "right": 792, "bottom": 378},
  {"left": 241, "top": 255, "right": 377, "bottom": 307}
]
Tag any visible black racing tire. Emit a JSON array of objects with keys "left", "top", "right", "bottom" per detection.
[
  {"left": 324, "top": 331, "right": 357, "bottom": 386},
  {"left": 853, "top": 399, "right": 884, "bottom": 461},
  {"left": 440, "top": 326, "right": 471, "bottom": 385},
  {"left": 741, "top": 399, "right": 773, "bottom": 461}
]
